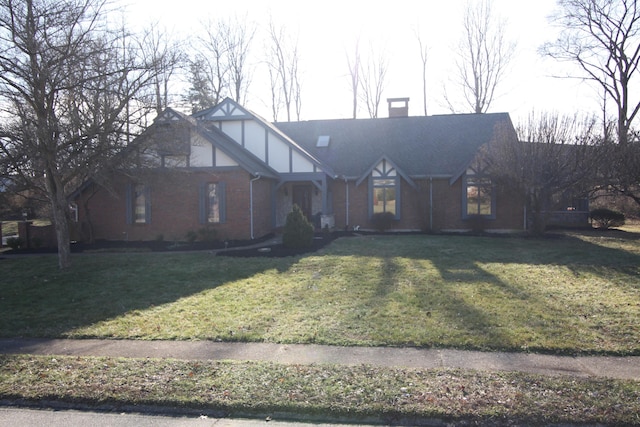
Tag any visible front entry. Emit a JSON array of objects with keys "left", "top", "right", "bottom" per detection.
[{"left": 292, "top": 184, "right": 312, "bottom": 222}]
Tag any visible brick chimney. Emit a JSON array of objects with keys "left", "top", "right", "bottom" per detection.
[{"left": 387, "top": 97, "right": 409, "bottom": 118}]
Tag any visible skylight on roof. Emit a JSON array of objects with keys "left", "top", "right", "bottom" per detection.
[{"left": 316, "top": 135, "right": 330, "bottom": 147}]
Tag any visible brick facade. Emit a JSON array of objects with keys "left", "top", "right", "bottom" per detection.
[
  {"left": 327, "top": 176, "right": 524, "bottom": 233},
  {"left": 77, "top": 168, "right": 273, "bottom": 242}
]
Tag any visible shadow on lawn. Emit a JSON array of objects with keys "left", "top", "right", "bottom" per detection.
[
  {"left": 339, "top": 229, "right": 640, "bottom": 354},
  {"left": 1, "top": 228, "right": 638, "bottom": 354}
]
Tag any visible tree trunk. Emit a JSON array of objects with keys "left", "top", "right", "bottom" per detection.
[
  {"left": 51, "top": 200, "right": 72, "bottom": 269},
  {"left": 45, "top": 169, "right": 72, "bottom": 269}
]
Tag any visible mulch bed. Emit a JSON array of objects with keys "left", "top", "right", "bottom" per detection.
[{"left": 1, "top": 232, "right": 348, "bottom": 258}]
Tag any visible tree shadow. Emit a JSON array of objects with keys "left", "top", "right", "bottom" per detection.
[
  {"left": 0, "top": 252, "right": 301, "bottom": 339},
  {"left": 342, "top": 231, "right": 640, "bottom": 354}
]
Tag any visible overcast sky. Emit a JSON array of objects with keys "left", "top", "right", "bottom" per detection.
[{"left": 123, "top": 0, "right": 604, "bottom": 124}]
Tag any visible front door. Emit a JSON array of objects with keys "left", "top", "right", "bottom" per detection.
[{"left": 292, "top": 185, "right": 312, "bottom": 222}]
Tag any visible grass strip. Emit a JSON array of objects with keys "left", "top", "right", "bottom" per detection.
[{"left": 0, "top": 354, "right": 639, "bottom": 425}]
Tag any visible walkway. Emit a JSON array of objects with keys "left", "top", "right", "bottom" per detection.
[{"left": 1, "top": 338, "right": 638, "bottom": 380}]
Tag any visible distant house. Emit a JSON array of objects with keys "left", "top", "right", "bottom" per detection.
[{"left": 73, "top": 98, "right": 531, "bottom": 242}]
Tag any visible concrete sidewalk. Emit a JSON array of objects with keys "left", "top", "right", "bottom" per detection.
[{"left": 1, "top": 338, "right": 638, "bottom": 380}]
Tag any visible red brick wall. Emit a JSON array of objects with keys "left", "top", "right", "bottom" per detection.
[
  {"left": 328, "top": 176, "right": 524, "bottom": 232},
  {"left": 76, "top": 168, "right": 274, "bottom": 242}
]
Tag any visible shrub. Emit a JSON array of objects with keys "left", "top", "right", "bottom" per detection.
[
  {"left": 185, "top": 231, "right": 197, "bottom": 243},
  {"left": 590, "top": 208, "right": 625, "bottom": 229},
  {"left": 283, "top": 204, "right": 314, "bottom": 248},
  {"left": 30, "top": 237, "right": 43, "bottom": 248},
  {"left": 6, "top": 237, "right": 22, "bottom": 250},
  {"left": 198, "top": 225, "right": 217, "bottom": 242},
  {"left": 371, "top": 211, "right": 395, "bottom": 232}
]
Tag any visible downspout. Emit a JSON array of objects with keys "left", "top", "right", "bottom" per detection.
[
  {"left": 344, "top": 176, "right": 350, "bottom": 229},
  {"left": 429, "top": 176, "right": 433, "bottom": 232},
  {"left": 250, "top": 174, "right": 261, "bottom": 239}
]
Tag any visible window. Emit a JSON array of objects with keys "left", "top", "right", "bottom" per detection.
[
  {"left": 370, "top": 159, "right": 399, "bottom": 218},
  {"left": 373, "top": 179, "right": 397, "bottom": 215},
  {"left": 126, "top": 183, "right": 151, "bottom": 224},
  {"left": 206, "top": 183, "right": 220, "bottom": 223},
  {"left": 465, "top": 176, "right": 493, "bottom": 216},
  {"left": 134, "top": 184, "right": 148, "bottom": 223},
  {"left": 199, "top": 182, "right": 226, "bottom": 224}
]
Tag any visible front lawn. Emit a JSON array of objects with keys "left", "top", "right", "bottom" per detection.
[{"left": 1, "top": 231, "right": 639, "bottom": 355}]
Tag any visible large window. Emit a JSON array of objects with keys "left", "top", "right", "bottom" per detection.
[
  {"left": 370, "top": 159, "right": 399, "bottom": 218},
  {"left": 373, "top": 179, "right": 397, "bottom": 215},
  {"left": 465, "top": 176, "right": 493, "bottom": 216}
]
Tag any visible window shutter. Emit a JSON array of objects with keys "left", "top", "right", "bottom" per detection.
[
  {"left": 125, "top": 183, "right": 133, "bottom": 225},
  {"left": 219, "top": 181, "right": 227, "bottom": 223},
  {"left": 198, "top": 183, "right": 207, "bottom": 224}
]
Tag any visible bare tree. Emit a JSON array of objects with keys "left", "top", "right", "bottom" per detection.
[
  {"left": 448, "top": 0, "right": 516, "bottom": 114},
  {"left": 188, "top": 19, "right": 229, "bottom": 110},
  {"left": 486, "top": 112, "right": 599, "bottom": 235},
  {"left": 359, "top": 45, "right": 388, "bottom": 119},
  {"left": 267, "top": 20, "right": 301, "bottom": 122},
  {"left": 346, "top": 39, "right": 361, "bottom": 119},
  {"left": 416, "top": 30, "right": 429, "bottom": 116},
  {"left": 542, "top": 0, "right": 640, "bottom": 209},
  {"left": 140, "top": 22, "right": 186, "bottom": 115},
  {"left": 225, "top": 15, "right": 255, "bottom": 104},
  {"left": 0, "top": 0, "right": 161, "bottom": 268},
  {"left": 542, "top": 0, "right": 640, "bottom": 147}
]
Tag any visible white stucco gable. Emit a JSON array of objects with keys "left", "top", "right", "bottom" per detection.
[{"left": 192, "top": 98, "right": 333, "bottom": 176}]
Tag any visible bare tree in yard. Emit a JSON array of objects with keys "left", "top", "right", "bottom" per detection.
[
  {"left": 542, "top": 0, "right": 640, "bottom": 208},
  {"left": 0, "top": 0, "right": 161, "bottom": 269},
  {"left": 543, "top": 0, "right": 640, "bottom": 147},
  {"left": 486, "top": 112, "right": 599, "bottom": 235},
  {"left": 448, "top": 0, "right": 516, "bottom": 114},
  {"left": 267, "top": 20, "right": 301, "bottom": 121}
]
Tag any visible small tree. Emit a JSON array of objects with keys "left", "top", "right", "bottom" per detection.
[{"left": 282, "top": 204, "right": 314, "bottom": 249}]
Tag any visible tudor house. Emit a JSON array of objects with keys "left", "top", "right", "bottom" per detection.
[{"left": 73, "top": 98, "right": 529, "bottom": 243}]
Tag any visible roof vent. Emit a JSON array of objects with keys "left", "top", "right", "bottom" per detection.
[{"left": 387, "top": 97, "right": 409, "bottom": 118}]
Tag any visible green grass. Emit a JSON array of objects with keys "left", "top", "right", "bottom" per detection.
[
  {"left": 1, "top": 231, "right": 640, "bottom": 425},
  {"left": 1, "top": 354, "right": 639, "bottom": 425},
  {"left": 1, "top": 232, "right": 639, "bottom": 355}
]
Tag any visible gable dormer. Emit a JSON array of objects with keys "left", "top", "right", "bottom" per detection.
[{"left": 192, "top": 98, "right": 333, "bottom": 176}]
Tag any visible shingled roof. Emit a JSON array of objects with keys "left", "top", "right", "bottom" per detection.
[{"left": 275, "top": 113, "right": 515, "bottom": 180}]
